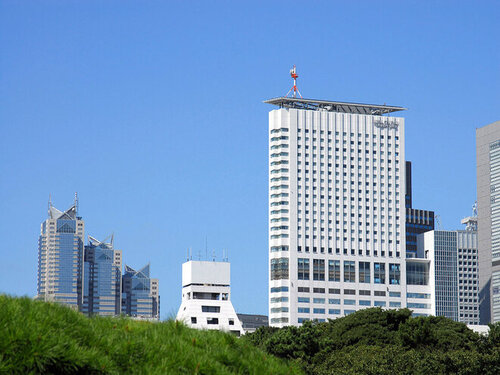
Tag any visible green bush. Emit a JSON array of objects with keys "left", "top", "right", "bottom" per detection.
[
  {"left": 244, "top": 308, "right": 500, "bottom": 375},
  {"left": 0, "top": 295, "right": 301, "bottom": 374}
]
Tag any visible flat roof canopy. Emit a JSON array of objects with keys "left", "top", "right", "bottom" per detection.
[{"left": 264, "top": 97, "right": 407, "bottom": 115}]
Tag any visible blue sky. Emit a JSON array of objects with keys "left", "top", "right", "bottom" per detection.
[{"left": 0, "top": 1, "right": 498, "bottom": 319}]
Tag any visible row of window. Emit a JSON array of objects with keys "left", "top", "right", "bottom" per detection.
[{"left": 297, "top": 259, "right": 401, "bottom": 284}]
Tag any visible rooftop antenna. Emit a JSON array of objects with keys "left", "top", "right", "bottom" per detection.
[
  {"left": 48, "top": 194, "right": 52, "bottom": 216},
  {"left": 435, "top": 215, "right": 442, "bottom": 230},
  {"left": 472, "top": 201, "right": 478, "bottom": 217},
  {"left": 212, "top": 249, "right": 216, "bottom": 262},
  {"left": 285, "top": 65, "right": 302, "bottom": 98},
  {"left": 186, "top": 248, "right": 189, "bottom": 261},
  {"left": 74, "top": 192, "right": 79, "bottom": 215}
]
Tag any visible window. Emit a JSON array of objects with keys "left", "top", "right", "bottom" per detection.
[
  {"left": 298, "top": 297, "right": 310, "bottom": 303},
  {"left": 313, "top": 308, "right": 325, "bottom": 314},
  {"left": 298, "top": 258, "right": 310, "bottom": 280},
  {"left": 329, "top": 298, "right": 340, "bottom": 304},
  {"left": 359, "top": 262, "right": 370, "bottom": 283},
  {"left": 344, "top": 261, "right": 355, "bottom": 282},
  {"left": 328, "top": 260, "right": 340, "bottom": 282},
  {"left": 207, "top": 318, "right": 219, "bottom": 325},
  {"left": 313, "top": 298, "right": 325, "bottom": 304},
  {"left": 389, "top": 263, "right": 401, "bottom": 285},
  {"left": 374, "top": 263, "right": 386, "bottom": 284},
  {"left": 191, "top": 317, "right": 197, "bottom": 324},
  {"left": 270, "top": 258, "right": 289, "bottom": 280},
  {"left": 313, "top": 259, "right": 325, "bottom": 280},
  {"left": 298, "top": 307, "right": 310, "bottom": 313},
  {"left": 201, "top": 306, "right": 220, "bottom": 313},
  {"left": 329, "top": 309, "right": 340, "bottom": 314},
  {"left": 271, "top": 286, "right": 289, "bottom": 293},
  {"left": 374, "top": 301, "right": 386, "bottom": 307},
  {"left": 359, "top": 300, "right": 371, "bottom": 306},
  {"left": 344, "top": 299, "right": 355, "bottom": 305}
]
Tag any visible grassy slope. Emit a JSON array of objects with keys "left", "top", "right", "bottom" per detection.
[{"left": 0, "top": 296, "right": 300, "bottom": 374}]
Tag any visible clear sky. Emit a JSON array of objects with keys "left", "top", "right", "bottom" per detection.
[{"left": 0, "top": 1, "right": 498, "bottom": 319}]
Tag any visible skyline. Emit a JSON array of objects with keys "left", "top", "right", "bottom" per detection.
[{"left": 0, "top": 1, "right": 499, "bottom": 319}]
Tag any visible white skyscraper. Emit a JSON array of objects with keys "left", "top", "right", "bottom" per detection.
[{"left": 266, "top": 96, "right": 408, "bottom": 327}]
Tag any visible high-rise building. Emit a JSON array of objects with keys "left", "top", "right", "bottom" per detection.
[
  {"left": 82, "top": 235, "right": 122, "bottom": 316},
  {"left": 417, "top": 217, "right": 479, "bottom": 325},
  {"left": 122, "top": 264, "right": 159, "bottom": 320},
  {"left": 176, "top": 260, "right": 244, "bottom": 336},
  {"left": 37, "top": 196, "right": 85, "bottom": 309},
  {"left": 266, "top": 96, "right": 408, "bottom": 327},
  {"left": 477, "top": 120, "right": 500, "bottom": 324},
  {"left": 405, "top": 161, "right": 435, "bottom": 258}
]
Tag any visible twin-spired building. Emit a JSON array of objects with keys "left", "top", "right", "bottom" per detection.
[{"left": 266, "top": 97, "right": 409, "bottom": 326}]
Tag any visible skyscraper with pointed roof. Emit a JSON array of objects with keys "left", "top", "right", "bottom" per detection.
[
  {"left": 37, "top": 196, "right": 85, "bottom": 309},
  {"left": 122, "top": 264, "right": 159, "bottom": 320},
  {"left": 82, "top": 235, "right": 122, "bottom": 316}
]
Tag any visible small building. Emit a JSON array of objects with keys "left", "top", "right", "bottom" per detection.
[
  {"left": 237, "top": 313, "right": 269, "bottom": 334},
  {"left": 176, "top": 260, "right": 244, "bottom": 336}
]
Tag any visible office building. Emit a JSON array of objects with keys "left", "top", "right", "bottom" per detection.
[
  {"left": 417, "top": 217, "right": 479, "bottom": 325},
  {"left": 476, "top": 120, "right": 500, "bottom": 323},
  {"left": 122, "top": 264, "right": 160, "bottom": 320},
  {"left": 405, "top": 162, "right": 435, "bottom": 258},
  {"left": 82, "top": 235, "right": 122, "bottom": 316},
  {"left": 37, "top": 197, "right": 85, "bottom": 309},
  {"left": 176, "top": 260, "right": 244, "bottom": 336},
  {"left": 266, "top": 96, "right": 408, "bottom": 327}
]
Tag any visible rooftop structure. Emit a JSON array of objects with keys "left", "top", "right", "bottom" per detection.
[{"left": 264, "top": 97, "right": 406, "bottom": 115}]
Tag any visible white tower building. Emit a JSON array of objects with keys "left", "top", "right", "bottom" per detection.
[
  {"left": 176, "top": 260, "right": 244, "bottom": 336},
  {"left": 266, "top": 92, "right": 408, "bottom": 327}
]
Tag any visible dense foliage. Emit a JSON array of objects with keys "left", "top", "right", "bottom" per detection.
[
  {"left": 0, "top": 295, "right": 300, "bottom": 374},
  {"left": 244, "top": 308, "right": 500, "bottom": 375}
]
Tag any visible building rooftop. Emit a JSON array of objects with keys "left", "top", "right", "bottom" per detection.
[{"left": 264, "top": 97, "right": 406, "bottom": 115}]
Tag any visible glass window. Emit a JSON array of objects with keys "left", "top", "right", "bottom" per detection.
[
  {"left": 313, "top": 259, "right": 325, "bottom": 281},
  {"left": 374, "top": 263, "right": 386, "bottom": 284},
  {"left": 359, "top": 261, "right": 370, "bottom": 283},
  {"left": 344, "top": 261, "right": 355, "bottom": 282},
  {"left": 298, "top": 258, "right": 310, "bottom": 280},
  {"left": 270, "top": 258, "right": 289, "bottom": 280},
  {"left": 389, "top": 263, "right": 401, "bottom": 285},
  {"left": 328, "top": 260, "right": 341, "bottom": 282}
]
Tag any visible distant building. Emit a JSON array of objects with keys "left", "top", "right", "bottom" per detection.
[
  {"left": 476, "top": 120, "right": 500, "bottom": 323},
  {"left": 237, "top": 313, "right": 268, "bottom": 334},
  {"left": 82, "top": 235, "right": 122, "bottom": 316},
  {"left": 405, "top": 161, "right": 434, "bottom": 258},
  {"left": 417, "top": 217, "right": 479, "bottom": 325},
  {"left": 176, "top": 260, "right": 244, "bottom": 336},
  {"left": 122, "top": 264, "right": 159, "bottom": 320},
  {"left": 37, "top": 196, "right": 85, "bottom": 310}
]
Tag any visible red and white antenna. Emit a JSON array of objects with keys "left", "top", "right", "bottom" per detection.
[{"left": 285, "top": 65, "right": 302, "bottom": 98}]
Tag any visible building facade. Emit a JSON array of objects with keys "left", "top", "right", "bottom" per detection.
[
  {"left": 417, "top": 220, "right": 479, "bottom": 325},
  {"left": 476, "top": 120, "right": 500, "bottom": 324},
  {"left": 37, "top": 199, "right": 85, "bottom": 309},
  {"left": 82, "top": 235, "right": 122, "bottom": 316},
  {"left": 122, "top": 264, "right": 159, "bottom": 320},
  {"left": 176, "top": 260, "right": 244, "bottom": 336},
  {"left": 266, "top": 97, "right": 408, "bottom": 327}
]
